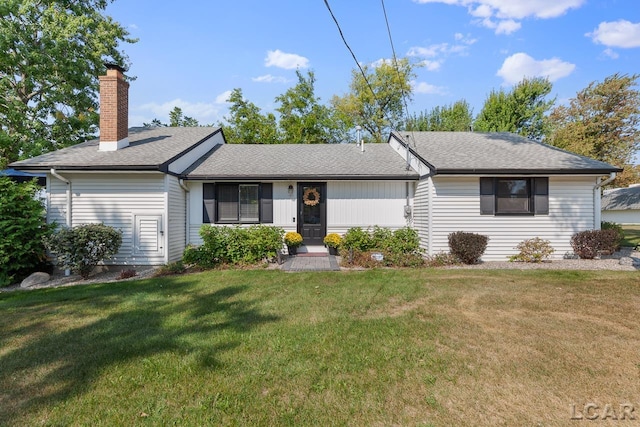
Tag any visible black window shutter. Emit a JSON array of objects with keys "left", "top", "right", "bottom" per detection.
[
  {"left": 203, "top": 183, "right": 216, "bottom": 223},
  {"left": 534, "top": 177, "right": 549, "bottom": 215},
  {"left": 479, "top": 178, "right": 495, "bottom": 215},
  {"left": 260, "top": 183, "right": 273, "bottom": 223}
]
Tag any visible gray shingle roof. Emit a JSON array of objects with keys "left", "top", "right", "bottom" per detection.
[
  {"left": 10, "top": 127, "right": 221, "bottom": 171},
  {"left": 393, "top": 131, "right": 621, "bottom": 174},
  {"left": 184, "top": 143, "right": 419, "bottom": 180},
  {"left": 602, "top": 186, "right": 640, "bottom": 210}
]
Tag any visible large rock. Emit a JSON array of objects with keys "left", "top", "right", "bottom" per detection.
[
  {"left": 618, "top": 257, "right": 636, "bottom": 266},
  {"left": 20, "top": 272, "right": 51, "bottom": 288}
]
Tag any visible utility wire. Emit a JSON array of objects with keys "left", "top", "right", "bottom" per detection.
[
  {"left": 322, "top": 0, "right": 396, "bottom": 134},
  {"left": 381, "top": 0, "right": 415, "bottom": 146},
  {"left": 380, "top": 0, "right": 411, "bottom": 124}
]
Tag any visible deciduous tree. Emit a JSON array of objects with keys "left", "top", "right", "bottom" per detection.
[
  {"left": 332, "top": 58, "right": 416, "bottom": 143},
  {"left": 0, "top": 0, "right": 136, "bottom": 169},
  {"left": 548, "top": 73, "right": 640, "bottom": 172},
  {"left": 474, "top": 77, "right": 554, "bottom": 140},
  {"left": 405, "top": 100, "right": 473, "bottom": 131},
  {"left": 275, "top": 70, "right": 343, "bottom": 143},
  {"left": 169, "top": 106, "right": 199, "bottom": 127},
  {"left": 222, "top": 88, "right": 280, "bottom": 144}
]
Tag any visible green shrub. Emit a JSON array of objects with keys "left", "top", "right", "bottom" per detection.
[
  {"left": 155, "top": 261, "right": 186, "bottom": 276},
  {"left": 389, "top": 227, "right": 421, "bottom": 254},
  {"left": 187, "top": 225, "right": 284, "bottom": 267},
  {"left": 44, "top": 223, "right": 122, "bottom": 279},
  {"left": 182, "top": 244, "right": 215, "bottom": 268},
  {"left": 448, "top": 231, "right": 489, "bottom": 264},
  {"left": 570, "top": 229, "right": 620, "bottom": 259},
  {"left": 601, "top": 221, "right": 625, "bottom": 249},
  {"left": 371, "top": 226, "right": 393, "bottom": 250},
  {"left": 0, "top": 177, "right": 52, "bottom": 286},
  {"left": 509, "top": 237, "right": 555, "bottom": 263},
  {"left": 342, "top": 227, "right": 374, "bottom": 252},
  {"left": 341, "top": 226, "right": 423, "bottom": 267}
]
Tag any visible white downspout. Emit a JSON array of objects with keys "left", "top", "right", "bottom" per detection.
[
  {"left": 50, "top": 168, "right": 71, "bottom": 228},
  {"left": 593, "top": 172, "right": 616, "bottom": 229},
  {"left": 179, "top": 179, "right": 190, "bottom": 246}
]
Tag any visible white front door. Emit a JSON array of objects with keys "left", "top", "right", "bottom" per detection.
[{"left": 133, "top": 215, "right": 164, "bottom": 257}]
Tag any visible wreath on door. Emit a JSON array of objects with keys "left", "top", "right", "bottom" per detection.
[{"left": 303, "top": 187, "right": 320, "bottom": 206}]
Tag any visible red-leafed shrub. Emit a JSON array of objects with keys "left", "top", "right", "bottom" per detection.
[
  {"left": 448, "top": 231, "right": 489, "bottom": 264},
  {"left": 570, "top": 229, "right": 620, "bottom": 259}
]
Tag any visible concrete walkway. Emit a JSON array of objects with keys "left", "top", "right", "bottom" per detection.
[
  {"left": 281, "top": 245, "right": 341, "bottom": 271},
  {"left": 281, "top": 254, "right": 341, "bottom": 272}
]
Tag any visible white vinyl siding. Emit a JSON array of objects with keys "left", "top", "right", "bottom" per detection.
[
  {"left": 47, "top": 175, "right": 69, "bottom": 226},
  {"left": 324, "top": 181, "right": 410, "bottom": 235},
  {"left": 167, "top": 176, "right": 186, "bottom": 262},
  {"left": 187, "top": 180, "right": 413, "bottom": 245},
  {"left": 48, "top": 172, "right": 167, "bottom": 265},
  {"left": 413, "top": 178, "right": 432, "bottom": 254},
  {"left": 602, "top": 210, "right": 640, "bottom": 225},
  {"left": 428, "top": 176, "right": 597, "bottom": 260}
]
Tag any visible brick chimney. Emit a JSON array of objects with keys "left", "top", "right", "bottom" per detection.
[{"left": 99, "top": 64, "right": 129, "bottom": 151}]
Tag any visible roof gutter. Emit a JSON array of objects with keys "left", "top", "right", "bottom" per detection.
[
  {"left": 50, "top": 168, "right": 71, "bottom": 228},
  {"left": 594, "top": 172, "right": 617, "bottom": 190},
  {"left": 593, "top": 172, "right": 616, "bottom": 229}
]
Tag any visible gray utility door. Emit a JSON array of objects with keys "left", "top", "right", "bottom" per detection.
[{"left": 297, "top": 183, "right": 326, "bottom": 246}]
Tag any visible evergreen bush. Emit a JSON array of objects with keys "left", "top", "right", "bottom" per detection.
[
  {"left": 44, "top": 223, "right": 122, "bottom": 279},
  {"left": 0, "top": 177, "right": 52, "bottom": 286}
]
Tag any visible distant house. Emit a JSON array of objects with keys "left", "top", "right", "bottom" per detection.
[
  {"left": 10, "top": 65, "right": 622, "bottom": 264},
  {"left": 602, "top": 186, "right": 640, "bottom": 224}
]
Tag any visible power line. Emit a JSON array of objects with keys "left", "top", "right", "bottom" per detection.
[
  {"left": 322, "top": 0, "right": 395, "bottom": 134},
  {"left": 380, "top": 0, "right": 411, "bottom": 124}
]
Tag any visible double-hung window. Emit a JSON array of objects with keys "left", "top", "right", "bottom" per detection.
[
  {"left": 480, "top": 177, "right": 548, "bottom": 215},
  {"left": 203, "top": 183, "right": 273, "bottom": 224}
]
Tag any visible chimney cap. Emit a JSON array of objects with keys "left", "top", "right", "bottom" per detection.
[{"left": 104, "top": 63, "right": 126, "bottom": 74}]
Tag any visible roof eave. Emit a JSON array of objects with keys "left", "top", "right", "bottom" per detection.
[
  {"left": 434, "top": 167, "right": 622, "bottom": 175},
  {"left": 10, "top": 164, "right": 163, "bottom": 172},
  {"left": 183, "top": 174, "right": 419, "bottom": 181}
]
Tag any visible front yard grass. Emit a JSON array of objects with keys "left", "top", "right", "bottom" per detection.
[
  {"left": 1, "top": 269, "right": 639, "bottom": 426},
  {"left": 622, "top": 224, "right": 640, "bottom": 247}
]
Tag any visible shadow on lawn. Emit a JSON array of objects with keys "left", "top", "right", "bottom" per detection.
[{"left": 0, "top": 276, "right": 279, "bottom": 425}]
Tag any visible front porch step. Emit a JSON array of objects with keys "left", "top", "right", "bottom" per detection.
[{"left": 297, "top": 245, "right": 328, "bottom": 255}]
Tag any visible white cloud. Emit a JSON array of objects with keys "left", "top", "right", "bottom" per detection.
[
  {"left": 413, "top": 0, "right": 584, "bottom": 34},
  {"left": 602, "top": 48, "right": 619, "bottom": 59},
  {"left": 215, "top": 90, "right": 233, "bottom": 104},
  {"left": 494, "top": 19, "right": 521, "bottom": 35},
  {"left": 370, "top": 58, "right": 394, "bottom": 68},
  {"left": 407, "top": 43, "right": 449, "bottom": 58},
  {"left": 264, "top": 49, "right": 309, "bottom": 69},
  {"left": 421, "top": 59, "right": 443, "bottom": 71},
  {"left": 496, "top": 52, "right": 575, "bottom": 85},
  {"left": 407, "top": 33, "right": 476, "bottom": 71},
  {"left": 412, "top": 81, "right": 447, "bottom": 95},
  {"left": 252, "top": 74, "right": 290, "bottom": 83},
  {"left": 586, "top": 20, "right": 640, "bottom": 48}
]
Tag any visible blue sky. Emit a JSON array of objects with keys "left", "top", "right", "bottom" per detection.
[{"left": 105, "top": 0, "right": 639, "bottom": 132}]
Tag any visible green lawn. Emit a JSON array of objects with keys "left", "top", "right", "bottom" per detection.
[
  {"left": 622, "top": 224, "right": 640, "bottom": 247},
  {"left": 1, "top": 269, "right": 639, "bottom": 426}
]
